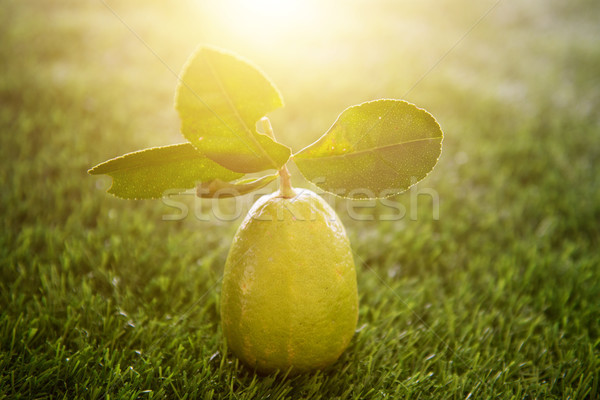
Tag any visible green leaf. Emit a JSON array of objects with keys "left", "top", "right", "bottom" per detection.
[
  {"left": 175, "top": 46, "right": 291, "bottom": 173},
  {"left": 197, "top": 174, "right": 278, "bottom": 198},
  {"left": 294, "top": 99, "right": 443, "bottom": 199},
  {"left": 88, "top": 143, "right": 243, "bottom": 199}
]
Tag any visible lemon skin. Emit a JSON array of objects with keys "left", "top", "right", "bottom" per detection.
[{"left": 220, "top": 189, "right": 358, "bottom": 374}]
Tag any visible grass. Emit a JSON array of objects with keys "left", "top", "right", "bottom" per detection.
[{"left": 1, "top": 0, "right": 599, "bottom": 398}]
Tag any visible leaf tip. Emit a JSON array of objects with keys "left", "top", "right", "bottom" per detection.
[{"left": 88, "top": 163, "right": 104, "bottom": 175}]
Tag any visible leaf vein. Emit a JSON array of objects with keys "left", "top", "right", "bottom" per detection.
[
  {"left": 296, "top": 137, "right": 442, "bottom": 161},
  {"left": 203, "top": 54, "right": 279, "bottom": 169}
]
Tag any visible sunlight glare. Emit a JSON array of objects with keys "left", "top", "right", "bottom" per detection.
[
  {"left": 209, "top": 0, "right": 320, "bottom": 44},
  {"left": 241, "top": 0, "right": 304, "bottom": 21}
]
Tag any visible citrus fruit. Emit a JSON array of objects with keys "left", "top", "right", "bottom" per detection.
[{"left": 220, "top": 188, "right": 358, "bottom": 374}]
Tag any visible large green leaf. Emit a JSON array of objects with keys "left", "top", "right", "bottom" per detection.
[
  {"left": 294, "top": 99, "right": 443, "bottom": 199},
  {"left": 88, "top": 143, "right": 243, "bottom": 199},
  {"left": 197, "top": 174, "right": 278, "bottom": 198},
  {"left": 175, "top": 46, "right": 291, "bottom": 173}
]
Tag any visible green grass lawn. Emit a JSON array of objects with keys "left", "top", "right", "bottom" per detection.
[{"left": 1, "top": 0, "right": 599, "bottom": 398}]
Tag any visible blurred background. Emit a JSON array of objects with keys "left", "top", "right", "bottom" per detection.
[
  {"left": 3, "top": 0, "right": 598, "bottom": 249},
  {"left": 1, "top": 0, "right": 599, "bottom": 397}
]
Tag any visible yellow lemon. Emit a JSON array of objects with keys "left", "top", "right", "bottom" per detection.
[{"left": 220, "top": 188, "right": 358, "bottom": 374}]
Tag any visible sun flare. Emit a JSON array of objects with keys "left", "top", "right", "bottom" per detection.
[
  {"left": 236, "top": 0, "right": 306, "bottom": 21},
  {"left": 208, "top": 0, "right": 320, "bottom": 44}
]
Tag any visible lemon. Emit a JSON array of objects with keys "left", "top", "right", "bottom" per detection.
[{"left": 220, "top": 188, "right": 358, "bottom": 374}]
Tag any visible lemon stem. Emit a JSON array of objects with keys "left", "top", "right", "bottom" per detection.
[
  {"left": 261, "top": 117, "right": 296, "bottom": 198},
  {"left": 277, "top": 163, "right": 295, "bottom": 198}
]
